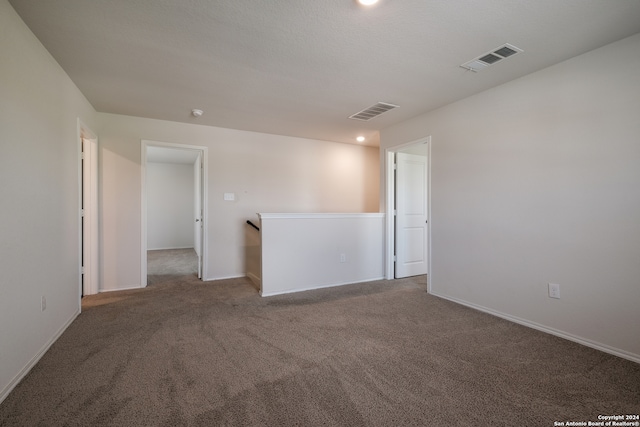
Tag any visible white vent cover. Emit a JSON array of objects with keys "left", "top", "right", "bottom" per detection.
[
  {"left": 349, "top": 102, "right": 399, "bottom": 121},
  {"left": 460, "top": 43, "right": 523, "bottom": 72}
]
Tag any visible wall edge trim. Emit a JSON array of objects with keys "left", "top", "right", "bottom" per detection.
[{"left": 246, "top": 273, "right": 261, "bottom": 288}]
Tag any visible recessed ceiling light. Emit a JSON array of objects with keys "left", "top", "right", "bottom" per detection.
[
  {"left": 356, "top": 136, "right": 365, "bottom": 142},
  {"left": 358, "top": 0, "right": 379, "bottom": 5}
]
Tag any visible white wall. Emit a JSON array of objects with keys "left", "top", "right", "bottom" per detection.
[
  {"left": 98, "top": 113, "right": 380, "bottom": 291},
  {"left": 0, "top": 0, "right": 97, "bottom": 401},
  {"left": 259, "top": 213, "right": 385, "bottom": 296},
  {"left": 380, "top": 34, "right": 640, "bottom": 361},
  {"left": 147, "top": 162, "right": 195, "bottom": 250}
]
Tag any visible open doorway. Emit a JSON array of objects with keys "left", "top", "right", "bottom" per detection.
[
  {"left": 385, "top": 136, "right": 431, "bottom": 288},
  {"left": 141, "top": 140, "right": 208, "bottom": 286}
]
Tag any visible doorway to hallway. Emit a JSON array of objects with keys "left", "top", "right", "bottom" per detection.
[{"left": 141, "top": 140, "right": 208, "bottom": 286}]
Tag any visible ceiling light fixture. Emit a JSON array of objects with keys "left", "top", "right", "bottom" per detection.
[
  {"left": 358, "top": 0, "right": 379, "bottom": 5},
  {"left": 191, "top": 109, "right": 204, "bottom": 117},
  {"left": 356, "top": 136, "right": 365, "bottom": 142}
]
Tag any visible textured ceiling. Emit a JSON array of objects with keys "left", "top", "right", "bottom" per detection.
[{"left": 9, "top": 0, "right": 640, "bottom": 146}]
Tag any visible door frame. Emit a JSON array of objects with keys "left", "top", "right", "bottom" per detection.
[
  {"left": 78, "top": 119, "right": 99, "bottom": 301},
  {"left": 141, "top": 140, "right": 209, "bottom": 286},
  {"left": 384, "top": 136, "right": 432, "bottom": 291}
]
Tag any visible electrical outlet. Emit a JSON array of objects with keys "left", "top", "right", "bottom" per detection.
[
  {"left": 340, "top": 253, "right": 347, "bottom": 263},
  {"left": 41, "top": 296, "right": 46, "bottom": 311},
  {"left": 548, "top": 283, "right": 561, "bottom": 299}
]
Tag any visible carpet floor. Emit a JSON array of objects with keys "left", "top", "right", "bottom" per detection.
[
  {"left": 147, "top": 248, "right": 198, "bottom": 285},
  {"left": 1, "top": 275, "right": 638, "bottom": 426}
]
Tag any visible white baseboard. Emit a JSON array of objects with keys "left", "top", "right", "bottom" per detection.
[
  {"left": 99, "top": 284, "right": 144, "bottom": 293},
  {"left": 147, "top": 246, "right": 194, "bottom": 251},
  {"left": 260, "top": 276, "right": 385, "bottom": 297},
  {"left": 430, "top": 291, "right": 640, "bottom": 364},
  {"left": 0, "top": 309, "right": 80, "bottom": 405},
  {"left": 202, "top": 274, "right": 245, "bottom": 282}
]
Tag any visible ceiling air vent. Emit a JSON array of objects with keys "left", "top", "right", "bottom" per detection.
[
  {"left": 460, "top": 43, "right": 523, "bottom": 72},
  {"left": 349, "top": 102, "right": 399, "bottom": 121}
]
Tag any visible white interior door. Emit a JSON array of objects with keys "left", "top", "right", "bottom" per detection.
[
  {"left": 82, "top": 137, "right": 99, "bottom": 295},
  {"left": 194, "top": 153, "right": 203, "bottom": 279},
  {"left": 395, "top": 152, "right": 428, "bottom": 278}
]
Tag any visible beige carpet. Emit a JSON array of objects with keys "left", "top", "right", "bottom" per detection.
[
  {"left": 147, "top": 248, "right": 198, "bottom": 285},
  {"left": 1, "top": 274, "right": 638, "bottom": 426}
]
